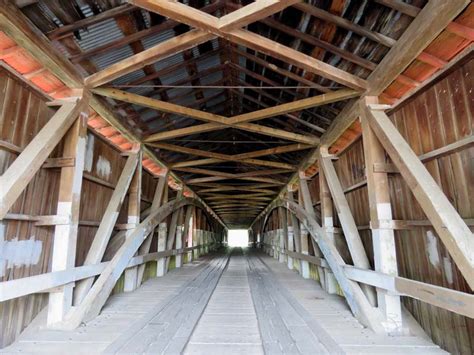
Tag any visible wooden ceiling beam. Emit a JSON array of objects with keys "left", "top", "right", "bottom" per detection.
[
  {"left": 229, "top": 89, "right": 359, "bottom": 125},
  {"left": 129, "top": 47, "right": 221, "bottom": 86},
  {"left": 104, "top": 85, "right": 345, "bottom": 127},
  {"left": 93, "top": 87, "right": 228, "bottom": 124},
  {"left": 130, "top": 0, "right": 367, "bottom": 90},
  {"left": 145, "top": 122, "right": 319, "bottom": 146},
  {"left": 173, "top": 157, "right": 295, "bottom": 170},
  {"left": 209, "top": 199, "right": 267, "bottom": 207},
  {"left": 230, "top": 87, "right": 320, "bottom": 135},
  {"left": 193, "top": 182, "right": 281, "bottom": 189},
  {"left": 85, "top": 29, "right": 215, "bottom": 87},
  {"left": 259, "top": 16, "right": 377, "bottom": 71},
  {"left": 206, "top": 195, "right": 272, "bottom": 201},
  {"left": 373, "top": 0, "right": 420, "bottom": 18},
  {"left": 85, "top": 0, "right": 288, "bottom": 88},
  {"left": 186, "top": 175, "right": 285, "bottom": 184},
  {"left": 294, "top": 3, "right": 396, "bottom": 48},
  {"left": 209, "top": 201, "right": 267, "bottom": 206},
  {"left": 214, "top": 206, "right": 264, "bottom": 210},
  {"left": 200, "top": 188, "right": 276, "bottom": 194},
  {"left": 151, "top": 142, "right": 307, "bottom": 169},
  {"left": 95, "top": 88, "right": 323, "bottom": 145},
  {"left": 174, "top": 167, "right": 292, "bottom": 178},
  {"left": 232, "top": 47, "right": 331, "bottom": 92},
  {"left": 218, "top": 0, "right": 300, "bottom": 31},
  {"left": 123, "top": 64, "right": 226, "bottom": 102},
  {"left": 48, "top": 4, "right": 138, "bottom": 40}
]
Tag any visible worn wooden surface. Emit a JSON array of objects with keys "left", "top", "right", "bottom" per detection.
[{"left": 3, "top": 249, "right": 445, "bottom": 354}]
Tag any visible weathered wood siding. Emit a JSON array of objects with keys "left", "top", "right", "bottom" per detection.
[
  {"left": 0, "top": 68, "right": 158, "bottom": 346},
  {"left": 314, "top": 56, "right": 474, "bottom": 354},
  {"left": 0, "top": 67, "right": 58, "bottom": 348}
]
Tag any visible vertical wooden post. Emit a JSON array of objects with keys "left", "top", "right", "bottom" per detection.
[
  {"left": 156, "top": 224, "right": 168, "bottom": 277},
  {"left": 175, "top": 210, "right": 184, "bottom": 268},
  {"left": 319, "top": 148, "right": 338, "bottom": 295},
  {"left": 279, "top": 207, "right": 287, "bottom": 263},
  {"left": 136, "top": 170, "right": 168, "bottom": 284},
  {"left": 297, "top": 187, "right": 310, "bottom": 279},
  {"left": 123, "top": 151, "right": 142, "bottom": 292},
  {"left": 361, "top": 97, "right": 403, "bottom": 333},
  {"left": 175, "top": 226, "right": 184, "bottom": 267},
  {"left": 47, "top": 112, "right": 88, "bottom": 326},
  {"left": 299, "top": 174, "right": 326, "bottom": 284},
  {"left": 182, "top": 206, "right": 194, "bottom": 262},
  {"left": 203, "top": 227, "right": 207, "bottom": 254},
  {"left": 286, "top": 203, "right": 294, "bottom": 270},
  {"left": 193, "top": 210, "right": 199, "bottom": 259},
  {"left": 287, "top": 189, "right": 302, "bottom": 271},
  {"left": 165, "top": 189, "right": 183, "bottom": 271},
  {"left": 299, "top": 225, "right": 311, "bottom": 279}
]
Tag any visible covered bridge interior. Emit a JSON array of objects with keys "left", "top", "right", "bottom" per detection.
[{"left": 0, "top": 0, "right": 473, "bottom": 353}]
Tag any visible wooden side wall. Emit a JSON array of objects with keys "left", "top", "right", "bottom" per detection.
[
  {"left": 312, "top": 57, "right": 473, "bottom": 354},
  {"left": 0, "top": 67, "right": 59, "bottom": 347},
  {"left": 0, "top": 68, "right": 217, "bottom": 347}
]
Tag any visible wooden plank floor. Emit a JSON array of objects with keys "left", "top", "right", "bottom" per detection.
[
  {"left": 2, "top": 248, "right": 446, "bottom": 354},
  {"left": 184, "top": 249, "right": 264, "bottom": 355}
]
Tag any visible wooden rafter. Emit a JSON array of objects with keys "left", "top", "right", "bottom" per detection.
[
  {"left": 94, "top": 87, "right": 357, "bottom": 143},
  {"left": 151, "top": 142, "right": 309, "bottom": 169},
  {"left": 129, "top": 0, "right": 368, "bottom": 90},
  {"left": 85, "top": 30, "right": 215, "bottom": 87}
]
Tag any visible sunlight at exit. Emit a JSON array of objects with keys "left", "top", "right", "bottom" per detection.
[{"left": 227, "top": 229, "right": 249, "bottom": 247}]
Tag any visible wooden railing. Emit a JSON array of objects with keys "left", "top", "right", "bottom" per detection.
[
  {"left": 261, "top": 238, "right": 474, "bottom": 319},
  {"left": 0, "top": 242, "right": 214, "bottom": 303}
]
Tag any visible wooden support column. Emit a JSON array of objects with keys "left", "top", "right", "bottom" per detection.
[
  {"left": 360, "top": 98, "right": 403, "bottom": 333},
  {"left": 299, "top": 175, "right": 326, "bottom": 284},
  {"left": 272, "top": 229, "right": 278, "bottom": 259},
  {"left": 279, "top": 207, "right": 288, "bottom": 263},
  {"left": 286, "top": 205, "right": 295, "bottom": 270},
  {"left": 319, "top": 149, "right": 338, "bottom": 295},
  {"left": 198, "top": 229, "right": 204, "bottom": 256},
  {"left": 156, "top": 223, "right": 168, "bottom": 277},
  {"left": 193, "top": 228, "right": 199, "bottom": 259},
  {"left": 123, "top": 151, "right": 143, "bottom": 292},
  {"left": 193, "top": 210, "right": 200, "bottom": 259},
  {"left": 73, "top": 151, "right": 139, "bottom": 305},
  {"left": 287, "top": 189, "right": 302, "bottom": 271},
  {"left": 47, "top": 112, "right": 88, "bottom": 326},
  {"left": 165, "top": 189, "right": 183, "bottom": 271},
  {"left": 183, "top": 206, "right": 194, "bottom": 262},
  {"left": 362, "top": 104, "right": 474, "bottom": 290},
  {"left": 175, "top": 210, "right": 184, "bottom": 268},
  {"left": 205, "top": 228, "right": 210, "bottom": 253},
  {"left": 155, "top": 185, "right": 168, "bottom": 277},
  {"left": 319, "top": 154, "right": 377, "bottom": 306},
  {"left": 297, "top": 188, "right": 311, "bottom": 279},
  {"left": 136, "top": 170, "right": 168, "bottom": 284}
]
